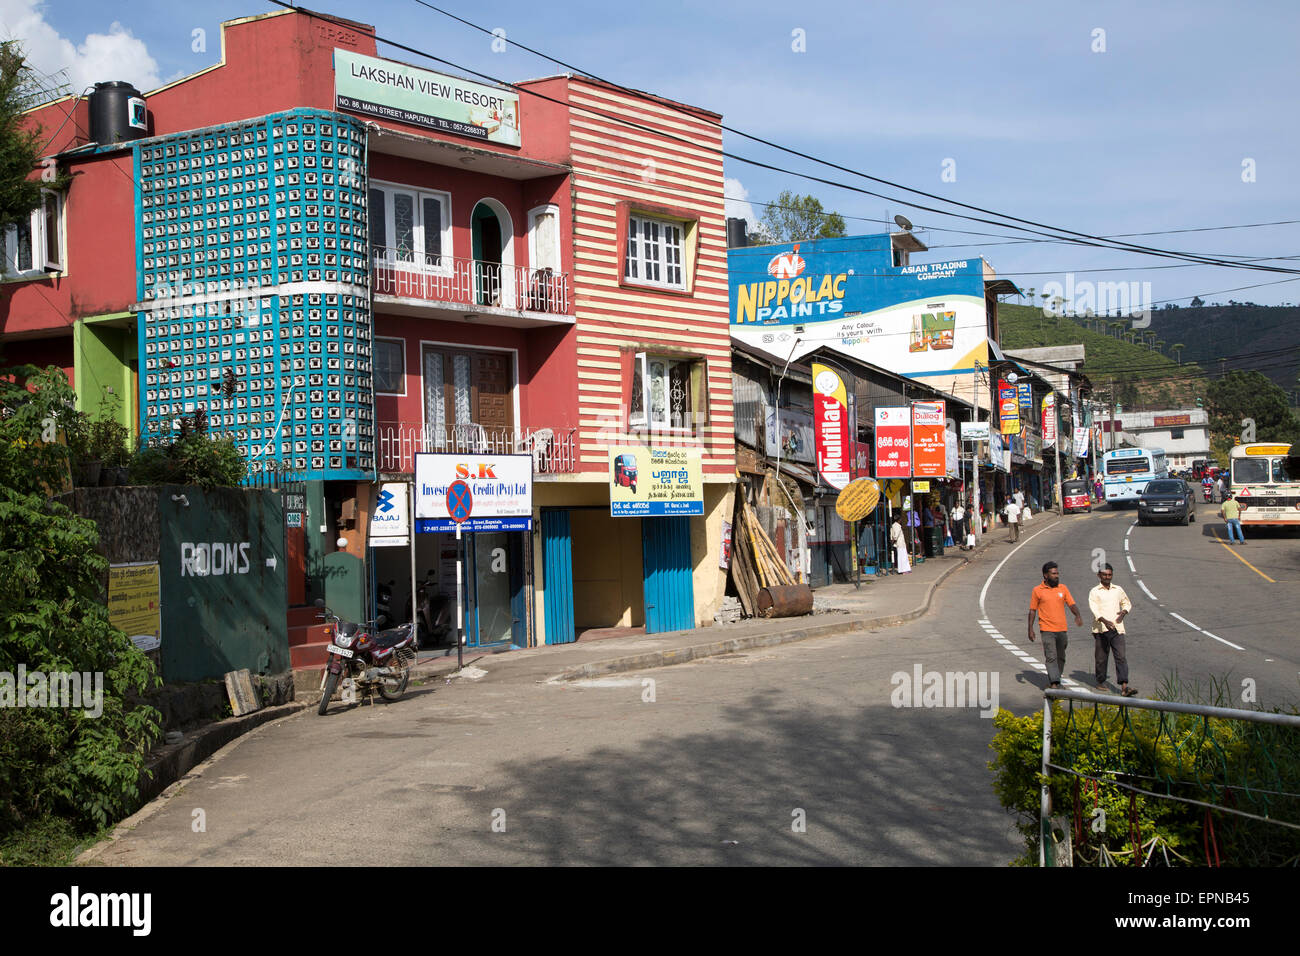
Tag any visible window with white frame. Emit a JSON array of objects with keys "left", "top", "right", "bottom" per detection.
[
  {"left": 369, "top": 183, "right": 451, "bottom": 272},
  {"left": 629, "top": 352, "right": 701, "bottom": 430},
  {"left": 624, "top": 214, "right": 684, "bottom": 290},
  {"left": 373, "top": 338, "right": 405, "bottom": 394},
  {"left": 1, "top": 190, "right": 64, "bottom": 278}
]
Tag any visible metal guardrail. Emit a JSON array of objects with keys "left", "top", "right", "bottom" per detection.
[
  {"left": 370, "top": 247, "right": 571, "bottom": 315},
  {"left": 1039, "top": 688, "right": 1300, "bottom": 867}
]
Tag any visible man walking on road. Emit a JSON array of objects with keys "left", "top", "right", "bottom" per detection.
[
  {"left": 1220, "top": 492, "right": 1246, "bottom": 545},
  {"left": 1028, "top": 560, "right": 1085, "bottom": 689},
  {"left": 1089, "top": 564, "right": 1138, "bottom": 697},
  {"left": 1004, "top": 497, "right": 1022, "bottom": 542}
]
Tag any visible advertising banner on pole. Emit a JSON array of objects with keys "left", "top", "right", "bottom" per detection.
[
  {"left": 999, "top": 379, "right": 1021, "bottom": 435},
  {"left": 911, "top": 400, "right": 947, "bottom": 478},
  {"left": 1073, "top": 426, "right": 1090, "bottom": 459},
  {"left": 874, "top": 406, "right": 911, "bottom": 479},
  {"left": 414, "top": 453, "right": 533, "bottom": 533},
  {"left": 1017, "top": 382, "right": 1033, "bottom": 410},
  {"left": 1042, "top": 393, "right": 1058, "bottom": 444},
  {"left": 961, "top": 421, "right": 990, "bottom": 441},
  {"left": 812, "top": 363, "right": 851, "bottom": 489}
]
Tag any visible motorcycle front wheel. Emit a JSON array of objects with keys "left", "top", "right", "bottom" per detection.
[
  {"left": 318, "top": 670, "right": 339, "bottom": 715},
  {"left": 379, "top": 668, "right": 410, "bottom": 701}
]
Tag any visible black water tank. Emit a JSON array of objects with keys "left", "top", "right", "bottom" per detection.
[
  {"left": 726, "top": 216, "right": 748, "bottom": 248},
  {"left": 88, "top": 81, "right": 149, "bottom": 144}
]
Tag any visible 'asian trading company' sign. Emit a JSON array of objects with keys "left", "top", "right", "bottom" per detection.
[{"left": 812, "top": 363, "right": 851, "bottom": 489}]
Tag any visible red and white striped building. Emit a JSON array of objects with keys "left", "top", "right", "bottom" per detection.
[{"left": 4, "top": 8, "right": 735, "bottom": 647}]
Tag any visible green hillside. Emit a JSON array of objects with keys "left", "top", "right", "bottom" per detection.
[
  {"left": 998, "top": 304, "right": 1208, "bottom": 408},
  {"left": 1144, "top": 304, "right": 1300, "bottom": 398}
]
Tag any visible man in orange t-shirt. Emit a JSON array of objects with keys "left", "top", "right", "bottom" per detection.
[{"left": 1028, "top": 560, "right": 1084, "bottom": 689}]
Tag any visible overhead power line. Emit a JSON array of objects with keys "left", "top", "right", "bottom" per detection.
[
  {"left": 397, "top": 0, "right": 1300, "bottom": 276},
  {"left": 265, "top": 2, "right": 1300, "bottom": 277}
]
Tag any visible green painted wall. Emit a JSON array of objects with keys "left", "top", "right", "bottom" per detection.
[
  {"left": 74, "top": 318, "right": 133, "bottom": 437},
  {"left": 158, "top": 486, "right": 289, "bottom": 681}
]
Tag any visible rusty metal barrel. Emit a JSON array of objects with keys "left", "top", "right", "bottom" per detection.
[{"left": 756, "top": 584, "right": 814, "bottom": 618}]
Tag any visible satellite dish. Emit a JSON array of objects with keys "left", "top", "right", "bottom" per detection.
[{"left": 894, "top": 214, "right": 913, "bottom": 231}]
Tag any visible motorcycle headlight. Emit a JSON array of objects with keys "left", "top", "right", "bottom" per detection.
[{"left": 334, "top": 631, "right": 354, "bottom": 648}]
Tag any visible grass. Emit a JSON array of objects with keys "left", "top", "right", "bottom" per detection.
[{"left": 0, "top": 815, "right": 112, "bottom": 867}]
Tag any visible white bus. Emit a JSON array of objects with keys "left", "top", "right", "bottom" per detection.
[
  {"left": 1228, "top": 443, "right": 1300, "bottom": 528},
  {"left": 1102, "top": 447, "right": 1168, "bottom": 506}
]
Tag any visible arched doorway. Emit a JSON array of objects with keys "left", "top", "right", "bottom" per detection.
[{"left": 470, "top": 199, "right": 515, "bottom": 308}]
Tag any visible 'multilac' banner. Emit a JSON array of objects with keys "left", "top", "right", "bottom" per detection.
[{"left": 812, "top": 363, "right": 850, "bottom": 489}]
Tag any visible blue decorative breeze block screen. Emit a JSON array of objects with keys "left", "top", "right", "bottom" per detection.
[{"left": 134, "top": 108, "right": 374, "bottom": 482}]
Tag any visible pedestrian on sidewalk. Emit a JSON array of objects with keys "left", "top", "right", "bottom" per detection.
[
  {"left": 890, "top": 515, "right": 911, "bottom": 573},
  {"left": 1028, "top": 560, "right": 1085, "bottom": 689},
  {"left": 1220, "top": 492, "right": 1246, "bottom": 545},
  {"left": 1088, "top": 563, "right": 1138, "bottom": 696},
  {"left": 1004, "top": 498, "right": 1022, "bottom": 542},
  {"left": 951, "top": 500, "right": 967, "bottom": 548}
]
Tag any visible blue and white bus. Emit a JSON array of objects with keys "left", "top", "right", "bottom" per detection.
[{"left": 1102, "top": 447, "right": 1168, "bottom": 506}]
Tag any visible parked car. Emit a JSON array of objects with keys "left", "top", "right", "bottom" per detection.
[{"left": 1137, "top": 478, "right": 1197, "bottom": 526}]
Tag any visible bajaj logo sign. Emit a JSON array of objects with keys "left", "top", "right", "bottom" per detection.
[{"left": 377, "top": 488, "right": 396, "bottom": 513}]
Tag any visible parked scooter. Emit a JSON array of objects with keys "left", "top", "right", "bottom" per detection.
[
  {"left": 315, "top": 600, "right": 417, "bottom": 715},
  {"left": 416, "top": 583, "right": 454, "bottom": 649}
]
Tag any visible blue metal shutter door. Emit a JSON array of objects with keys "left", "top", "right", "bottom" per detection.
[
  {"left": 542, "top": 509, "right": 575, "bottom": 644},
  {"left": 642, "top": 516, "right": 694, "bottom": 634}
]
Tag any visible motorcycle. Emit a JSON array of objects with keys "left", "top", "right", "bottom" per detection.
[{"left": 315, "top": 600, "right": 417, "bottom": 715}]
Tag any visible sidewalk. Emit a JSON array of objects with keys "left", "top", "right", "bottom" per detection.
[{"left": 400, "top": 511, "right": 1065, "bottom": 688}]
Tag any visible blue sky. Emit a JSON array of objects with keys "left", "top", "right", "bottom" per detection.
[{"left": 8, "top": 0, "right": 1300, "bottom": 308}]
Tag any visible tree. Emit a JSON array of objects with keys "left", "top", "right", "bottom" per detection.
[
  {"left": 0, "top": 366, "right": 160, "bottom": 842},
  {"left": 754, "top": 190, "right": 847, "bottom": 243},
  {"left": 0, "top": 41, "right": 48, "bottom": 233},
  {"left": 1190, "top": 296, "right": 1205, "bottom": 308},
  {"left": 1207, "top": 370, "right": 1300, "bottom": 448}
]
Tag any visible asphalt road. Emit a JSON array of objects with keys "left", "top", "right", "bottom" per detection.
[{"left": 88, "top": 508, "right": 1300, "bottom": 867}]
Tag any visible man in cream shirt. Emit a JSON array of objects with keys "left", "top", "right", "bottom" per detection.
[{"left": 1089, "top": 563, "right": 1138, "bottom": 696}]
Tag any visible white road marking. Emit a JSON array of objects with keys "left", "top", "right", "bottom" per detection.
[
  {"left": 1137, "top": 579, "right": 1157, "bottom": 600},
  {"left": 1167, "top": 612, "right": 1245, "bottom": 650},
  {"left": 1126, "top": 555, "right": 1136, "bottom": 572},
  {"left": 1124, "top": 539, "right": 1130, "bottom": 551}
]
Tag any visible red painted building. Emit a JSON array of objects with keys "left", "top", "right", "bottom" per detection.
[{"left": 3, "top": 8, "right": 734, "bottom": 652}]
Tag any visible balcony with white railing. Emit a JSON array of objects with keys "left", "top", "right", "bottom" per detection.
[
  {"left": 376, "top": 421, "right": 578, "bottom": 476},
  {"left": 371, "top": 248, "right": 573, "bottom": 327}
]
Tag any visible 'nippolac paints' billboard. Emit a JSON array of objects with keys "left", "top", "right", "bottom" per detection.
[{"left": 729, "top": 236, "right": 990, "bottom": 382}]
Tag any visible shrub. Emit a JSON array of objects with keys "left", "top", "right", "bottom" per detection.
[
  {"left": 0, "top": 365, "right": 161, "bottom": 840},
  {"left": 989, "top": 683, "right": 1300, "bottom": 866}
]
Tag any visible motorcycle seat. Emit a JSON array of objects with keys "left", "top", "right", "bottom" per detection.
[{"left": 373, "top": 625, "right": 414, "bottom": 648}]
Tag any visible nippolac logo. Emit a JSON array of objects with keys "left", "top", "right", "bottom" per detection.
[
  {"left": 455, "top": 462, "right": 497, "bottom": 479},
  {"left": 767, "top": 245, "right": 806, "bottom": 279}
]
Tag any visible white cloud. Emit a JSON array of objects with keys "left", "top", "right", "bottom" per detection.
[
  {"left": 724, "top": 177, "right": 761, "bottom": 234},
  {"left": 0, "top": 0, "right": 162, "bottom": 98}
]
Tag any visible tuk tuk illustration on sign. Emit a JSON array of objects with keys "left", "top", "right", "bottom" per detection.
[{"left": 613, "top": 453, "right": 638, "bottom": 494}]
